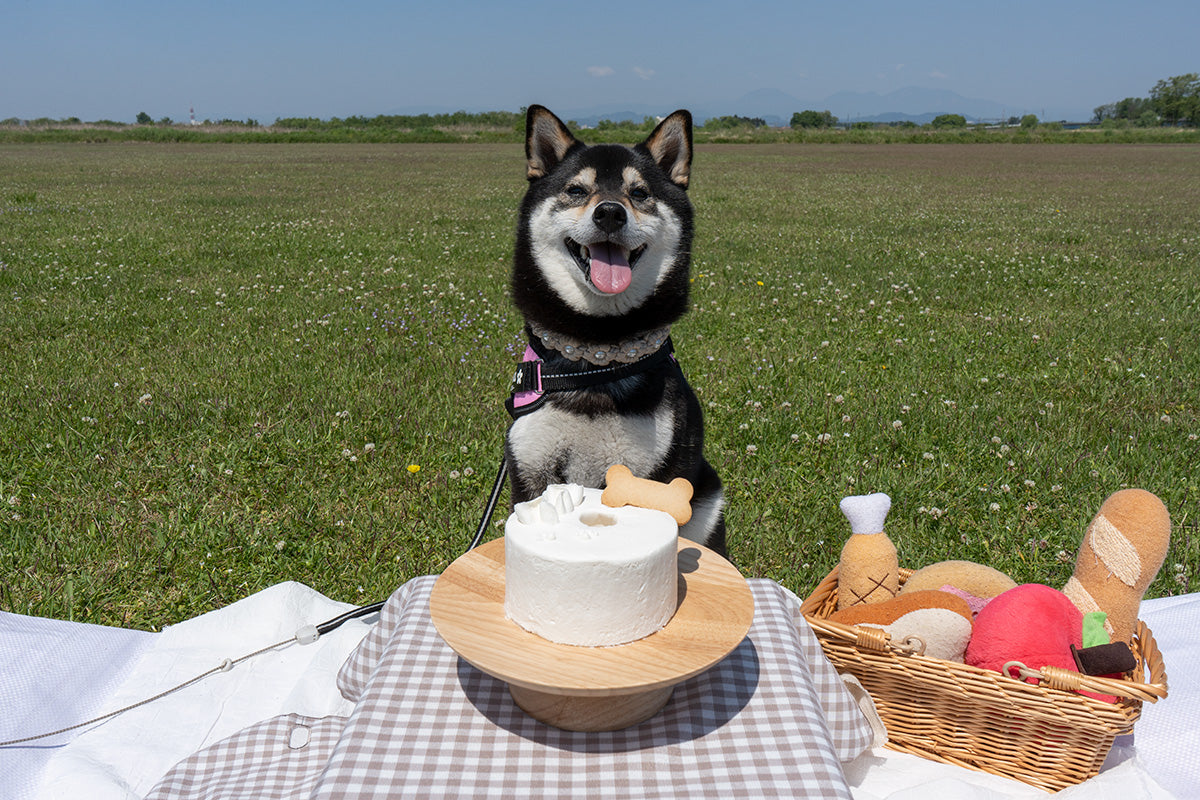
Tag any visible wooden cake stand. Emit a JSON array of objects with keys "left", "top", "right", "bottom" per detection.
[{"left": 430, "top": 537, "right": 754, "bottom": 732}]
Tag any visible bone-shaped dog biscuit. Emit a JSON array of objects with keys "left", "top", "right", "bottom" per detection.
[{"left": 601, "top": 464, "right": 693, "bottom": 526}]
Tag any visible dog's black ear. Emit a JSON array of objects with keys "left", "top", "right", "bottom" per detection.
[
  {"left": 525, "top": 105, "right": 580, "bottom": 181},
  {"left": 640, "top": 110, "right": 693, "bottom": 189}
]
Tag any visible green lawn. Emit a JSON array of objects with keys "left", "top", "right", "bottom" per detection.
[{"left": 2, "top": 142, "right": 1197, "bottom": 629}]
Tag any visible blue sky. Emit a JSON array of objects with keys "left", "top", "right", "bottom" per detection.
[{"left": 3, "top": 0, "right": 1197, "bottom": 123}]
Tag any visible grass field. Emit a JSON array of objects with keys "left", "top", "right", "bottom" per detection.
[{"left": 2, "top": 142, "right": 1197, "bottom": 629}]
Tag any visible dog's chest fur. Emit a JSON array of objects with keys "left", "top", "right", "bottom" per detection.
[{"left": 507, "top": 403, "right": 677, "bottom": 491}]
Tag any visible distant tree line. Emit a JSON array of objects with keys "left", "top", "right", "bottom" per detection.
[
  {"left": 1094, "top": 73, "right": 1199, "bottom": 126},
  {"left": 704, "top": 115, "right": 768, "bottom": 130},
  {"left": 790, "top": 110, "right": 838, "bottom": 129},
  {"left": 789, "top": 110, "right": 974, "bottom": 130},
  {"left": 6, "top": 74, "right": 1198, "bottom": 140},
  {"left": 274, "top": 110, "right": 523, "bottom": 131}
]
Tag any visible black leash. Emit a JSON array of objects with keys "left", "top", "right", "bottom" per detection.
[{"left": 468, "top": 458, "right": 509, "bottom": 551}]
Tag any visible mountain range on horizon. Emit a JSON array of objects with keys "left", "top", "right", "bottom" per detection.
[{"left": 385, "top": 86, "right": 1093, "bottom": 128}]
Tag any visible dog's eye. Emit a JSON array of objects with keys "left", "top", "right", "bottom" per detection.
[
  {"left": 565, "top": 185, "right": 588, "bottom": 198},
  {"left": 630, "top": 186, "right": 651, "bottom": 202}
]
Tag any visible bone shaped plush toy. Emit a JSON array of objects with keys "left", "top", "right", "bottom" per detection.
[{"left": 601, "top": 464, "right": 693, "bottom": 526}]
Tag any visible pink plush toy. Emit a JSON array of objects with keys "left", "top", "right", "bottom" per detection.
[{"left": 965, "top": 584, "right": 1083, "bottom": 681}]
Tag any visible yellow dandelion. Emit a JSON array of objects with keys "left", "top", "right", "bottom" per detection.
[{"left": 407, "top": 464, "right": 421, "bottom": 474}]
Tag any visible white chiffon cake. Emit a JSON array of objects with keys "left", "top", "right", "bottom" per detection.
[{"left": 504, "top": 484, "right": 680, "bottom": 646}]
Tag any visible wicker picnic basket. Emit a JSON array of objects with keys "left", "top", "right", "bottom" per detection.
[{"left": 800, "top": 567, "right": 1169, "bottom": 792}]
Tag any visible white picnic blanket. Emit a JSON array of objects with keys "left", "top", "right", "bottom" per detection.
[{"left": 4, "top": 582, "right": 1196, "bottom": 799}]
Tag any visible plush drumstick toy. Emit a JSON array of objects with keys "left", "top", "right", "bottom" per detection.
[
  {"left": 1061, "top": 489, "right": 1171, "bottom": 644},
  {"left": 837, "top": 493, "right": 900, "bottom": 610}
]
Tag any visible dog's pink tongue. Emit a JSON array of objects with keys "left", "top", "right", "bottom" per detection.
[{"left": 588, "top": 242, "right": 632, "bottom": 294}]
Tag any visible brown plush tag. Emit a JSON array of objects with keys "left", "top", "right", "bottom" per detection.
[{"left": 1071, "top": 642, "right": 1137, "bottom": 676}]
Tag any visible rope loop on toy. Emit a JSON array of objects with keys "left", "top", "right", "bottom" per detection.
[
  {"left": 1001, "top": 660, "right": 1082, "bottom": 690},
  {"left": 1002, "top": 660, "right": 1038, "bottom": 682},
  {"left": 895, "top": 635, "right": 926, "bottom": 656}
]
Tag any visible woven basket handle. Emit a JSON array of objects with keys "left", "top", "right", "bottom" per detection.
[
  {"left": 1003, "top": 620, "right": 1169, "bottom": 703},
  {"left": 806, "top": 617, "right": 927, "bottom": 655}
]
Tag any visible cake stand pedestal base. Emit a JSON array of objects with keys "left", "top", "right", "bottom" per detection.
[{"left": 507, "top": 684, "right": 675, "bottom": 732}]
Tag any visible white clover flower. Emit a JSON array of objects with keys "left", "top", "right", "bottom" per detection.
[
  {"left": 892, "top": 420, "right": 903, "bottom": 430},
  {"left": 989, "top": 502, "right": 1001, "bottom": 512}
]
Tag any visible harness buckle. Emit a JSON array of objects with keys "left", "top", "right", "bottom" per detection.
[{"left": 510, "top": 360, "right": 543, "bottom": 395}]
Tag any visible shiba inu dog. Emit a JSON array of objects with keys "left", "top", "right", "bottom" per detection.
[{"left": 503, "top": 105, "right": 727, "bottom": 556}]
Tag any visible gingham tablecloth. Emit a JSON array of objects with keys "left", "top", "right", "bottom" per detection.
[{"left": 146, "top": 576, "right": 874, "bottom": 799}]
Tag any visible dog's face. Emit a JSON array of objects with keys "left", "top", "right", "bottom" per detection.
[{"left": 513, "top": 106, "right": 694, "bottom": 339}]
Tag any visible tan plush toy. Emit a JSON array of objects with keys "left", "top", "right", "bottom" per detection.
[
  {"left": 1061, "top": 489, "right": 1171, "bottom": 644},
  {"left": 900, "top": 560, "right": 1017, "bottom": 616},
  {"left": 836, "top": 493, "right": 900, "bottom": 610}
]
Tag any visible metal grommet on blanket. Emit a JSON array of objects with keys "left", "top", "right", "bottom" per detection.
[{"left": 288, "top": 725, "right": 311, "bottom": 750}]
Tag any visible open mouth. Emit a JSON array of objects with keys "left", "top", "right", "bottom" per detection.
[{"left": 566, "top": 239, "right": 648, "bottom": 295}]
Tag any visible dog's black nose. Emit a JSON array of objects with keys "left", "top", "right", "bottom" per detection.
[{"left": 592, "top": 202, "right": 627, "bottom": 234}]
